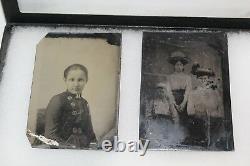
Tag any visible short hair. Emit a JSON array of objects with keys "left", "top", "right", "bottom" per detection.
[{"left": 64, "top": 64, "right": 88, "bottom": 81}]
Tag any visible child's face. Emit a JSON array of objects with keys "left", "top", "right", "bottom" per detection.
[
  {"left": 65, "top": 69, "right": 87, "bottom": 94},
  {"left": 198, "top": 75, "right": 209, "bottom": 86},
  {"left": 155, "top": 87, "right": 165, "bottom": 99}
]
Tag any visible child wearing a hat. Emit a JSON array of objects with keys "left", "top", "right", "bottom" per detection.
[
  {"left": 143, "top": 82, "right": 183, "bottom": 148},
  {"left": 187, "top": 64, "right": 224, "bottom": 149}
]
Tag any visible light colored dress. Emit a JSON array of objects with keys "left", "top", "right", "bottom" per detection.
[
  {"left": 143, "top": 82, "right": 184, "bottom": 149},
  {"left": 187, "top": 86, "right": 224, "bottom": 119},
  {"left": 187, "top": 86, "right": 224, "bottom": 147}
]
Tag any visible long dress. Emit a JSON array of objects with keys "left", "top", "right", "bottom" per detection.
[
  {"left": 168, "top": 72, "right": 192, "bottom": 125},
  {"left": 187, "top": 86, "right": 224, "bottom": 148},
  {"left": 143, "top": 82, "right": 184, "bottom": 149}
]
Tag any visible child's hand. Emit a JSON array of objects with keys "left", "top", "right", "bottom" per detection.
[{"left": 179, "top": 102, "right": 186, "bottom": 112}]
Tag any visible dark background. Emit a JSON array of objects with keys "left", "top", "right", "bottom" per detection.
[
  {"left": 141, "top": 32, "right": 226, "bottom": 92},
  {"left": 140, "top": 32, "right": 234, "bottom": 150}
]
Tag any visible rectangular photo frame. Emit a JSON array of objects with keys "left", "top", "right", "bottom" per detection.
[
  {"left": 26, "top": 33, "right": 121, "bottom": 150},
  {"left": 139, "top": 31, "right": 234, "bottom": 151}
]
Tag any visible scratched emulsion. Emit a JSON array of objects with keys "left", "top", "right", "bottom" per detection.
[
  {"left": 26, "top": 33, "right": 121, "bottom": 149},
  {"left": 139, "top": 31, "right": 234, "bottom": 151}
]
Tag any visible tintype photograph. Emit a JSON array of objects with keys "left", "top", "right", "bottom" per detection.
[
  {"left": 139, "top": 32, "right": 234, "bottom": 151},
  {"left": 26, "top": 33, "right": 121, "bottom": 149}
]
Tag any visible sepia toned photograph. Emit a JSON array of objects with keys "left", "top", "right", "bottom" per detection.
[
  {"left": 139, "top": 32, "right": 234, "bottom": 151},
  {"left": 26, "top": 33, "right": 121, "bottom": 150}
]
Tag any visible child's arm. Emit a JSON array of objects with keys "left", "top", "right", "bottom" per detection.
[
  {"left": 44, "top": 95, "right": 64, "bottom": 144},
  {"left": 170, "top": 104, "right": 179, "bottom": 124},
  {"left": 85, "top": 102, "right": 97, "bottom": 143},
  {"left": 181, "top": 75, "right": 192, "bottom": 110}
]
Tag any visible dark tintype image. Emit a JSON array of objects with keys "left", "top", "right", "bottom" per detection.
[
  {"left": 26, "top": 33, "right": 121, "bottom": 149},
  {"left": 139, "top": 32, "right": 234, "bottom": 151}
]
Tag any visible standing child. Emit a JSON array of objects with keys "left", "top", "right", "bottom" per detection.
[
  {"left": 44, "top": 64, "right": 96, "bottom": 149},
  {"left": 143, "top": 82, "right": 182, "bottom": 149},
  {"left": 187, "top": 64, "right": 224, "bottom": 149}
]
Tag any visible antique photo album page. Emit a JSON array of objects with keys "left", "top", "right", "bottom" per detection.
[{"left": 0, "top": 26, "right": 249, "bottom": 166}]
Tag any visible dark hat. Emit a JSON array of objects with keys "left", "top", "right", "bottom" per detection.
[
  {"left": 168, "top": 51, "right": 190, "bottom": 65},
  {"left": 192, "top": 64, "right": 215, "bottom": 77}
]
